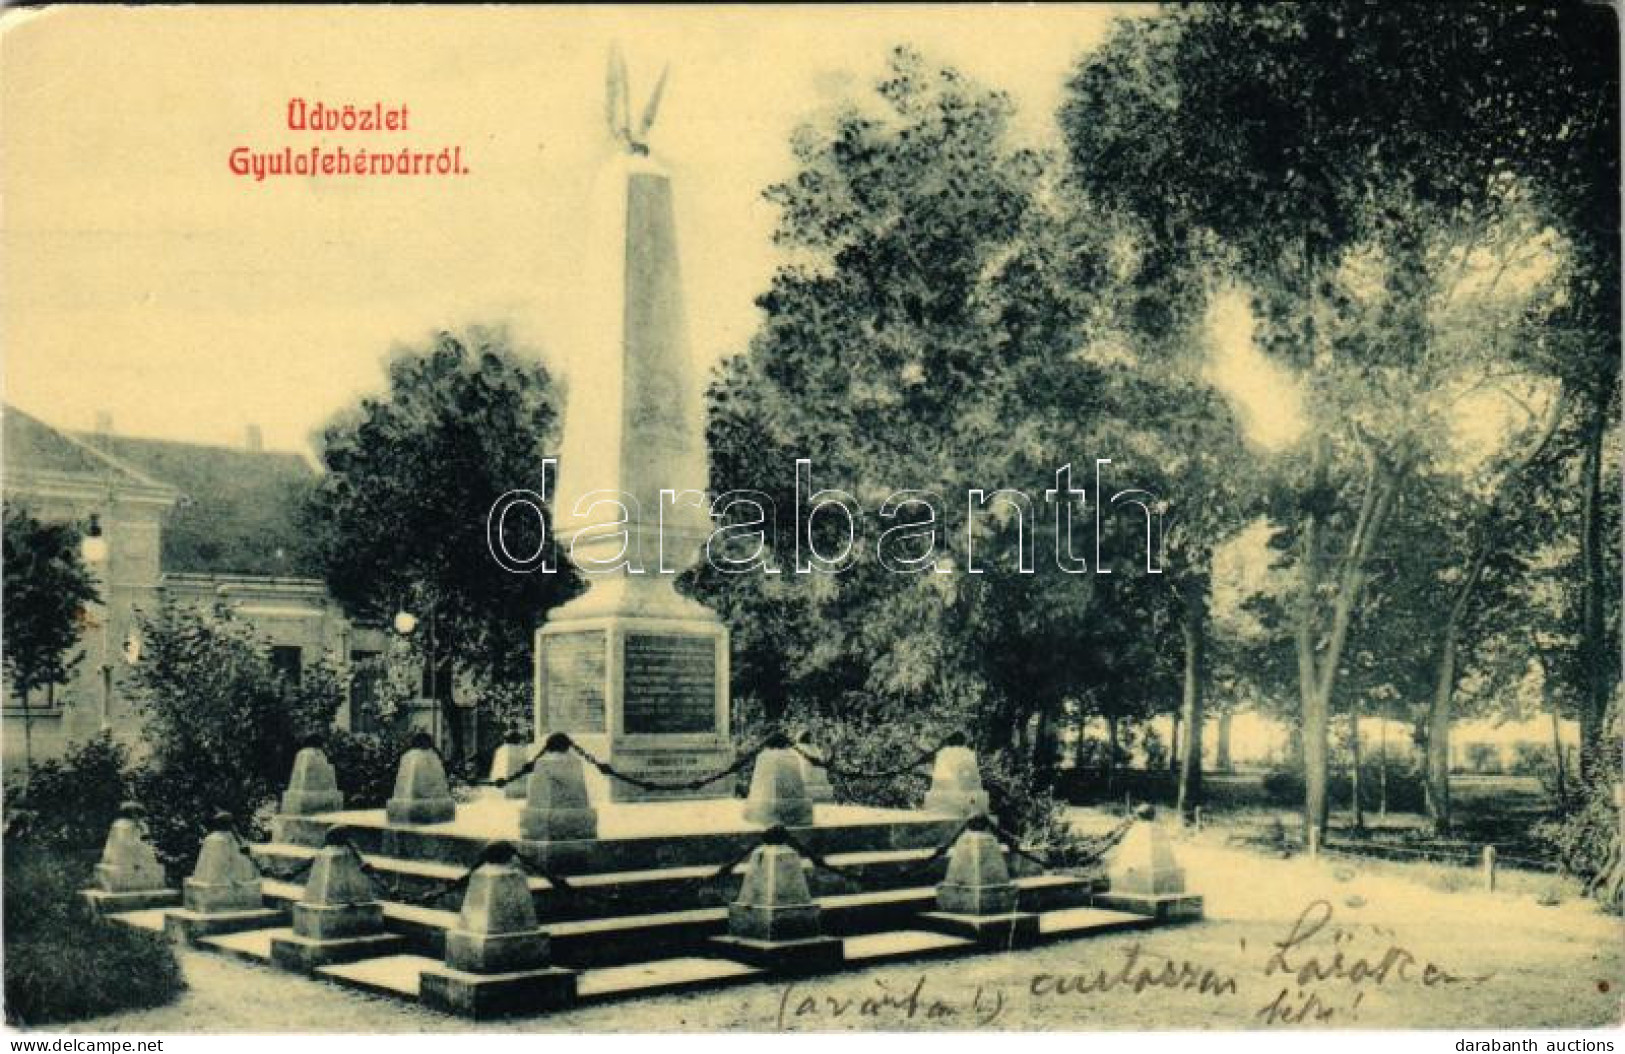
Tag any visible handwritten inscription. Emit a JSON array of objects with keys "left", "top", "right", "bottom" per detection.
[
  {"left": 1256, "top": 899, "right": 1490, "bottom": 1025},
  {"left": 777, "top": 976, "right": 1005, "bottom": 1028},
  {"left": 767, "top": 901, "right": 1490, "bottom": 1029}
]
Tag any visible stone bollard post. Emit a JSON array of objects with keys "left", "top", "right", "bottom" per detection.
[
  {"left": 82, "top": 802, "right": 178, "bottom": 914},
  {"left": 489, "top": 731, "right": 535, "bottom": 801},
  {"left": 1482, "top": 845, "right": 1497, "bottom": 893},
  {"left": 420, "top": 843, "right": 578, "bottom": 1017},
  {"left": 1096, "top": 804, "right": 1203, "bottom": 921},
  {"left": 386, "top": 732, "right": 457, "bottom": 825},
  {"left": 923, "top": 734, "right": 990, "bottom": 818},
  {"left": 280, "top": 737, "right": 345, "bottom": 815},
  {"left": 793, "top": 732, "right": 837, "bottom": 805},
  {"left": 935, "top": 816, "right": 1018, "bottom": 916},
  {"left": 519, "top": 735, "right": 598, "bottom": 842},
  {"left": 95, "top": 802, "right": 167, "bottom": 894},
  {"left": 183, "top": 812, "right": 264, "bottom": 914},
  {"left": 444, "top": 843, "right": 550, "bottom": 972},
  {"left": 923, "top": 814, "right": 1039, "bottom": 946},
  {"left": 271, "top": 833, "right": 405, "bottom": 971},
  {"left": 712, "top": 827, "right": 841, "bottom": 971},
  {"left": 293, "top": 836, "right": 385, "bottom": 938},
  {"left": 744, "top": 733, "right": 814, "bottom": 827}
]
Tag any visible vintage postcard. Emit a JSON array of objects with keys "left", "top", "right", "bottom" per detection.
[{"left": 1, "top": 2, "right": 1620, "bottom": 1042}]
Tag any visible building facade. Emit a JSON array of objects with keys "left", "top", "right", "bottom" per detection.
[{"left": 1, "top": 405, "right": 386, "bottom": 770}]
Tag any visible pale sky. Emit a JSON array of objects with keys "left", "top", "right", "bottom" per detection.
[{"left": 2, "top": 4, "right": 1139, "bottom": 458}]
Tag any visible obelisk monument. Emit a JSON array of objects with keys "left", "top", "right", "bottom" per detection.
[{"left": 535, "top": 53, "right": 731, "bottom": 803}]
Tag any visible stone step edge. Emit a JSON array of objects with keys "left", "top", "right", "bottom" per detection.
[
  {"left": 262, "top": 871, "right": 1095, "bottom": 939},
  {"left": 250, "top": 842, "right": 950, "bottom": 889},
  {"left": 331, "top": 901, "right": 1172, "bottom": 1013}
]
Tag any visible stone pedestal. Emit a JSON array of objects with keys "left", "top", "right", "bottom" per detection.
[
  {"left": 1107, "top": 812, "right": 1186, "bottom": 894},
  {"left": 923, "top": 743, "right": 990, "bottom": 818},
  {"left": 936, "top": 827, "right": 1017, "bottom": 915},
  {"left": 273, "top": 842, "right": 404, "bottom": 971},
  {"left": 922, "top": 822, "right": 1038, "bottom": 948},
  {"left": 420, "top": 847, "right": 578, "bottom": 1018},
  {"left": 82, "top": 807, "right": 179, "bottom": 914},
  {"left": 386, "top": 737, "right": 457, "bottom": 825},
  {"left": 795, "top": 737, "right": 837, "bottom": 805},
  {"left": 743, "top": 746, "right": 813, "bottom": 827},
  {"left": 1096, "top": 808, "right": 1204, "bottom": 922},
  {"left": 167, "top": 819, "right": 283, "bottom": 942},
  {"left": 519, "top": 745, "right": 598, "bottom": 842},
  {"left": 183, "top": 828, "right": 263, "bottom": 914},
  {"left": 536, "top": 619, "right": 732, "bottom": 804},
  {"left": 713, "top": 840, "right": 842, "bottom": 972},
  {"left": 488, "top": 735, "right": 535, "bottom": 800},
  {"left": 533, "top": 150, "right": 735, "bottom": 805},
  {"left": 281, "top": 744, "right": 345, "bottom": 815}
]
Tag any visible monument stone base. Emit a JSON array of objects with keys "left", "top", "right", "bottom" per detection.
[
  {"left": 292, "top": 901, "right": 385, "bottom": 940},
  {"left": 919, "top": 910, "right": 1041, "bottom": 949},
  {"left": 81, "top": 887, "right": 180, "bottom": 915},
  {"left": 535, "top": 616, "right": 734, "bottom": 804},
  {"left": 709, "top": 934, "right": 844, "bottom": 973},
  {"left": 271, "top": 931, "right": 407, "bottom": 972},
  {"left": 164, "top": 906, "right": 286, "bottom": 944},
  {"left": 420, "top": 964, "right": 578, "bottom": 1018}
]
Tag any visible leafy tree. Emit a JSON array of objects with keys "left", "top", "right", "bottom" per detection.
[
  {"left": 1061, "top": 2, "right": 1616, "bottom": 836},
  {"left": 305, "top": 327, "right": 576, "bottom": 761},
  {"left": 698, "top": 48, "right": 1150, "bottom": 807},
  {"left": 2, "top": 504, "right": 101, "bottom": 769}
]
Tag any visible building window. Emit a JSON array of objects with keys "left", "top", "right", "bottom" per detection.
[
  {"left": 270, "top": 645, "right": 303, "bottom": 687},
  {"left": 2, "top": 685, "right": 66, "bottom": 715}
]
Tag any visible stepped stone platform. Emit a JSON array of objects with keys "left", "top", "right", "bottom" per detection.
[{"left": 104, "top": 795, "right": 1202, "bottom": 1019}]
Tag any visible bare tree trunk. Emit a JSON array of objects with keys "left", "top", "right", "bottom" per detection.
[
  {"left": 1299, "top": 450, "right": 1399, "bottom": 840},
  {"left": 23, "top": 689, "right": 35, "bottom": 772},
  {"left": 1216, "top": 709, "right": 1233, "bottom": 772},
  {"left": 1424, "top": 391, "right": 1565, "bottom": 834},
  {"left": 1169, "top": 711, "right": 1182, "bottom": 774},
  {"left": 1378, "top": 713, "right": 1389, "bottom": 818},
  {"left": 1350, "top": 696, "right": 1364, "bottom": 832},
  {"left": 1176, "top": 587, "right": 1207, "bottom": 821},
  {"left": 1578, "top": 407, "right": 1608, "bottom": 774},
  {"left": 1549, "top": 700, "right": 1568, "bottom": 805},
  {"left": 1106, "top": 715, "right": 1120, "bottom": 794},
  {"left": 1426, "top": 632, "right": 1457, "bottom": 834}
]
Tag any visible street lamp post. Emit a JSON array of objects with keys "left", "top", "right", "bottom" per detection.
[{"left": 393, "top": 604, "right": 442, "bottom": 751}]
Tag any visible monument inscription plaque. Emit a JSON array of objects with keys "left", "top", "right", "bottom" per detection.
[
  {"left": 622, "top": 633, "right": 716, "bottom": 734},
  {"left": 542, "top": 631, "right": 606, "bottom": 732}
]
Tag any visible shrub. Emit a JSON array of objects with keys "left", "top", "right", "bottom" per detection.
[
  {"left": 1510, "top": 741, "right": 1558, "bottom": 780},
  {"left": 1261, "top": 760, "right": 1428, "bottom": 814},
  {"left": 3, "top": 838, "right": 184, "bottom": 1025},
  {"left": 125, "top": 601, "right": 343, "bottom": 874},
  {"left": 1535, "top": 694, "right": 1623, "bottom": 913},
  {"left": 326, "top": 727, "right": 416, "bottom": 808},
  {"left": 783, "top": 703, "right": 1091, "bottom": 866},
  {"left": 3, "top": 734, "right": 134, "bottom": 870}
]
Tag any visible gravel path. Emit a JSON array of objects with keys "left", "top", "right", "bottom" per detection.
[{"left": 73, "top": 835, "right": 1623, "bottom": 1032}]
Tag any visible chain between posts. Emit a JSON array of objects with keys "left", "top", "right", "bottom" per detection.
[
  {"left": 474, "top": 728, "right": 962, "bottom": 794},
  {"left": 789, "top": 734, "right": 959, "bottom": 782},
  {"left": 988, "top": 814, "right": 1135, "bottom": 875}
]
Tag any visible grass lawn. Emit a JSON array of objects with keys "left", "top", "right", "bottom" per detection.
[{"left": 72, "top": 812, "right": 1621, "bottom": 1032}]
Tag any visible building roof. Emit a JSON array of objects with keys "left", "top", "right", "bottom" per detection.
[
  {"left": 74, "top": 431, "right": 322, "bottom": 577},
  {"left": 2, "top": 405, "right": 166, "bottom": 488}
]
